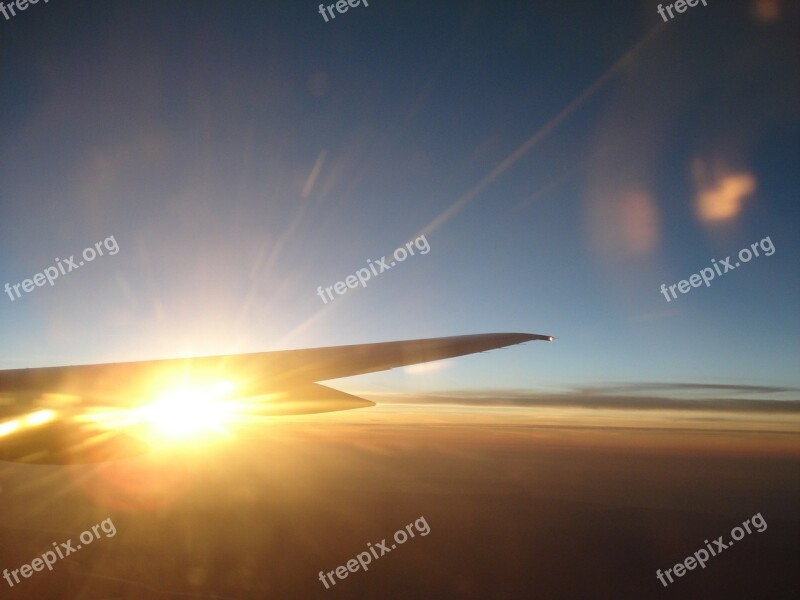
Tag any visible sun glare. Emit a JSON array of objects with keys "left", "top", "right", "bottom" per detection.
[
  {"left": 0, "top": 420, "right": 20, "bottom": 437},
  {"left": 25, "top": 409, "right": 55, "bottom": 426},
  {"left": 74, "top": 377, "right": 255, "bottom": 446},
  {"left": 0, "top": 410, "right": 56, "bottom": 439},
  {"left": 139, "top": 380, "right": 240, "bottom": 439}
]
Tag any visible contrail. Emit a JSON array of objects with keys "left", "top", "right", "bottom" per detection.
[{"left": 420, "top": 26, "right": 664, "bottom": 237}]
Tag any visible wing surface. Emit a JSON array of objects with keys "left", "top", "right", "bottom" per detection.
[
  {"left": 0, "top": 333, "right": 551, "bottom": 402},
  {"left": 0, "top": 333, "right": 550, "bottom": 464}
]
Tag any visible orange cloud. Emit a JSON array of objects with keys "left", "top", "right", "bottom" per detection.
[{"left": 692, "top": 160, "right": 757, "bottom": 222}]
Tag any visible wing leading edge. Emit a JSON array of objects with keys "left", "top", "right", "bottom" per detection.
[{"left": 0, "top": 333, "right": 551, "bottom": 397}]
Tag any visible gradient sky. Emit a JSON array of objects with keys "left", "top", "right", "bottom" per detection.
[{"left": 1, "top": 0, "right": 798, "bottom": 398}]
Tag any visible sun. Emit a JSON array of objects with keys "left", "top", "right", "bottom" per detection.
[{"left": 138, "top": 379, "right": 242, "bottom": 440}]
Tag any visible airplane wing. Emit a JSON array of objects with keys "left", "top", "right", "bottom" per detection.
[{"left": 0, "top": 333, "right": 551, "bottom": 464}]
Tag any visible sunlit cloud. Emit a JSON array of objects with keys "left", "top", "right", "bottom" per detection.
[{"left": 692, "top": 159, "right": 757, "bottom": 222}]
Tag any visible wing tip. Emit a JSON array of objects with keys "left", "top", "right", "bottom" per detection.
[{"left": 495, "top": 332, "right": 554, "bottom": 344}]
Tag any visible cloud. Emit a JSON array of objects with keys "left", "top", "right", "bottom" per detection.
[
  {"left": 575, "top": 382, "right": 799, "bottom": 395},
  {"left": 692, "top": 160, "right": 757, "bottom": 222},
  {"left": 367, "top": 382, "right": 800, "bottom": 413}
]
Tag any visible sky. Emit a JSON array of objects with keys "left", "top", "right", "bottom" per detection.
[{"left": 1, "top": 0, "right": 798, "bottom": 399}]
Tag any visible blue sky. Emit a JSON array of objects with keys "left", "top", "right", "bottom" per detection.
[{"left": 1, "top": 0, "right": 798, "bottom": 397}]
